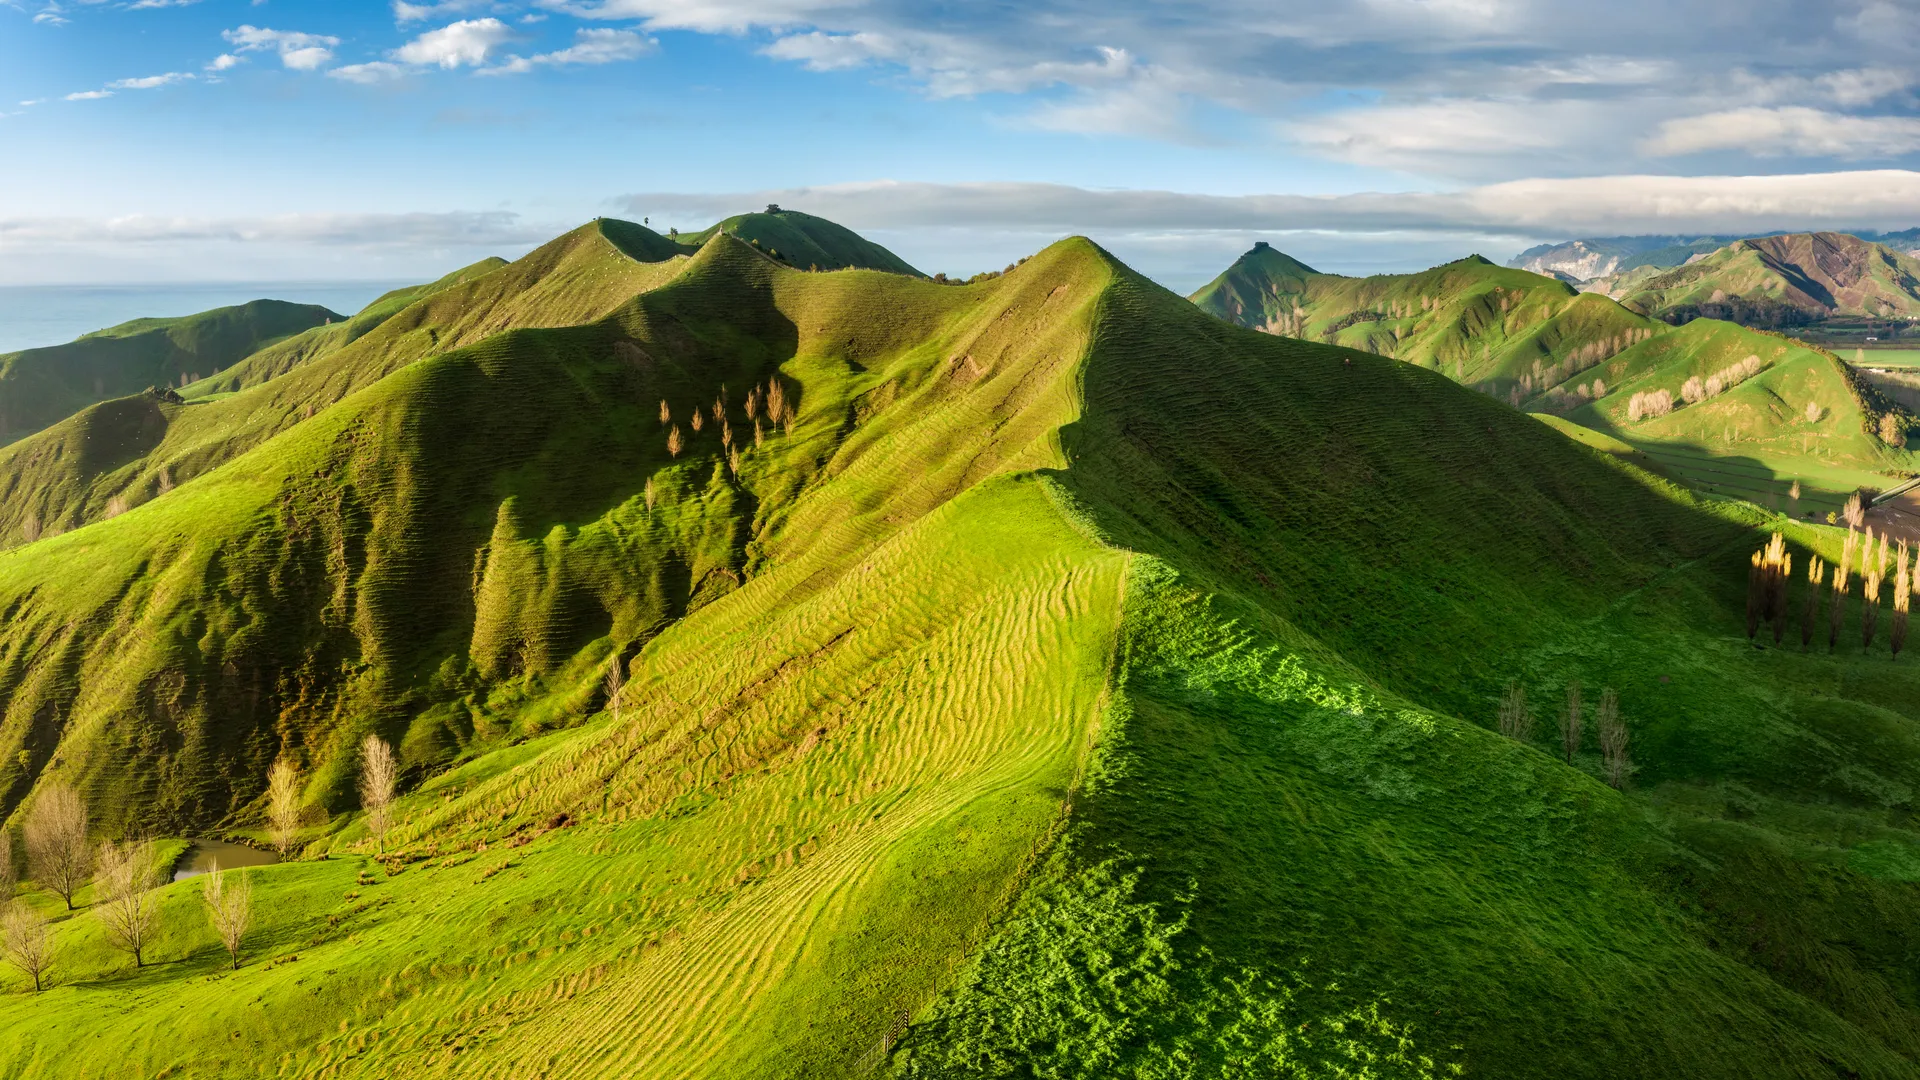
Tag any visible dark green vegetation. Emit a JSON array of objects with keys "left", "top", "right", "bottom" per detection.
[
  {"left": 1193, "top": 242, "right": 1918, "bottom": 514},
  {"left": 0, "top": 300, "right": 339, "bottom": 446},
  {"left": 2, "top": 217, "right": 1920, "bottom": 1078}
]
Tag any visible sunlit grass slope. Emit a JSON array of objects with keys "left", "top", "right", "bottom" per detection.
[
  {"left": 192, "top": 257, "right": 510, "bottom": 398},
  {"left": 0, "top": 221, "right": 686, "bottom": 546},
  {"left": 677, "top": 207, "right": 924, "bottom": 276},
  {"left": 1193, "top": 243, "right": 1915, "bottom": 500},
  {"left": 4, "top": 228, "right": 1920, "bottom": 1080},
  {"left": 0, "top": 299, "right": 338, "bottom": 446}
]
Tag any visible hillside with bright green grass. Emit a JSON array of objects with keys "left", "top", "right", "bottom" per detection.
[
  {"left": 6, "top": 220, "right": 1920, "bottom": 1079},
  {"left": 1191, "top": 245, "right": 1663, "bottom": 397},
  {"left": 0, "top": 299, "right": 339, "bottom": 446},
  {"left": 674, "top": 206, "right": 924, "bottom": 275},
  {"left": 191, "top": 257, "right": 510, "bottom": 398},
  {"left": 1193, "top": 242, "right": 1916, "bottom": 513},
  {"left": 1620, "top": 232, "right": 1920, "bottom": 328}
]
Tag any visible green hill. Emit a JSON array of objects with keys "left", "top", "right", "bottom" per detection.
[
  {"left": 2, "top": 222, "right": 1920, "bottom": 1079},
  {"left": 192, "top": 257, "right": 510, "bottom": 398},
  {"left": 1620, "top": 232, "right": 1920, "bottom": 328},
  {"left": 1192, "top": 243, "right": 1915, "bottom": 510},
  {"left": 0, "top": 299, "right": 339, "bottom": 446},
  {"left": 676, "top": 206, "right": 923, "bottom": 275}
]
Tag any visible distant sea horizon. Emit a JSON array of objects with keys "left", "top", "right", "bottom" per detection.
[{"left": 0, "top": 281, "right": 413, "bottom": 354}]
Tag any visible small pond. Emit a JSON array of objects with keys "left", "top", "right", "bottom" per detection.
[{"left": 172, "top": 839, "right": 280, "bottom": 882}]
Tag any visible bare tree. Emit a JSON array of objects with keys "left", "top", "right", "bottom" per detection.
[
  {"left": 25, "top": 784, "right": 91, "bottom": 910},
  {"left": 268, "top": 760, "right": 302, "bottom": 858},
  {"left": 1561, "top": 680, "right": 1584, "bottom": 765},
  {"left": 1894, "top": 542, "right": 1912, "bottom": 660},
  {"left": 359, "top": 736, "right": 398, "bottom": 850},
  {"left": 1831, "top": 535, "right": 1855, "bottom": 653},
  {"left": 605, "top": 658, "right": 627, "bottom": 724},
  {"left": 1845, "top": 492, "right": 1867, "bottom": 530},
  {"left": 1597, "top": 689, "right": 1630, "bottom": 789},
  {"left": 94, "top": 840, "right": 161, "bottom": 968},
  {"left": 1865, "top": 529, "right": 1887, "bottom": 650},
  {"left": 201, "top": 862, "right": 252, "bottom": 971},
  {"left": 1496, "top": 682, "right": 1533, "bottom": 742},
  {"left": 1, "top": 902, "right": 54, "bottom": 992},
  {"left": 1803, "top": 555, "right": 1825, "bottom": 650}
]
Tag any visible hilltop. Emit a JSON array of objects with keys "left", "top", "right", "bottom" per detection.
[
  {"left": 0, "top": 216, "right": 1917, "bottom": 1080},
  {"left": 672, "top": 205, "right": 924, "bottom": 276},
  {"left": 0, "top": 300, "right": 339, "bottom": 446}
]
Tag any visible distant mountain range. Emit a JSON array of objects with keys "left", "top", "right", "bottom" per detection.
[{"left": 1511, "top": 229, "right": 1920, "bottom": 282}]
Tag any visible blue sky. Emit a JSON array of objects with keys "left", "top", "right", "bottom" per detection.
[{"left": 3, "top": 0, "right": 1920, "bottom": 288}]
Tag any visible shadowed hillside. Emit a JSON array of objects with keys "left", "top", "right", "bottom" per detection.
[{"left": 1, "top": 222, "right": 1919, "bottom": 1080}]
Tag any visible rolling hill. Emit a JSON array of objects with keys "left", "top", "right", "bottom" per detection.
[
  {"left": 1512, "top": 228, "right": 1920, "bottom": 283},
  {"left": 1192, "top": 241, "right": 1917, "bottom": 513},
  {"left": 0, "top": 218, "right": 1919, "bottom": 1080},
  {"left": 672, "top": 206, "right": 924, "bottom": 276},
  {"left": 1618, "top": 232, "right": 1920, "bottom": 328},
  {"left": 0, "top": 300, "right": 340, "bottom": 447}
]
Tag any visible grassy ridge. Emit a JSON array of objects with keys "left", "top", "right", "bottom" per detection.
[
  {"left": 0, "top": 300, "right": 338, "bottom": 446},
  {"left": 676, "top": 208, "right": 923, "bottom": 276}
]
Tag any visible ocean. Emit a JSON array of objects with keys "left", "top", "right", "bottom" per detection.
[{"left": 0, "top": 281, "right": 412, "bottom": 354}]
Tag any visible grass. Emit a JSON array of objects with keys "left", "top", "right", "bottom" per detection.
[
  {"left": 0, "top": 300, "right": 337, "bottom": 448},
  {"left": 1, "top": 223, "right": 1920, "bottom": 1078}
]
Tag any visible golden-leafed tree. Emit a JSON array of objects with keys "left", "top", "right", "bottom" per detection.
[
  {"left": 1597, "top": 689, "right": 1629, "bottom": 789},
  {"left": 202, "top": 862, "right": 252, "bottom": 970},
  {"left": 1, "top": 902, "right": 53, "bottom": 992},
  {"left": 1894, "top": 542, "right": 1912, "bottom": 659},
  {"left": 1831, "top": 529, "right": 1858, "bottom": 652},
  {"left": 658, "top": 399, "right": 671, "bottom": 426},
  {"left": 359, "top": 735, "right": 398, "bottom": 850},
  {"left": 690, "top": 409, "right": 705, "bottom": 433},
  {"left": 667, "top": 425, "right": 684, "bottom": 458},
  {"left": 268, "top": 759, "right": 302, "bottom": 858},
  {"left": 1864, "top": 528, "right": 1887, "bottom": 649},
  {"left": 605, "top": 656, "right": 626, "bottom": 723},
  {"left": 25, "top": 784, "right": 90, "bottom": 911},
  {"left": 94, "top": 840, "right": 161, "bottom": 968},
  {"left": 1802, "top": 555, "right": 1824, "bottom": 650},
  {"left": 1844, "top": 492, "right": 1866, "bottom": 530}
]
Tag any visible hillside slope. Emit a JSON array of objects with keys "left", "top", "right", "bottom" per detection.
[
  {"left": 1621, "top": 232, "right": 1920, "bottom": 327},
  {"left": 677, "top": 207, "right": 923, "bottom": 275},
  {"left": 1, "top": 228, "right": 1919, "bottom": 1080},
  {"left": 0, "top": 300, "right": 338, "bottom": 446}
]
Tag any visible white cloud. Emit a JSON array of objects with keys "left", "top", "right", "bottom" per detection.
[
  {"left": 1289, "top": 99, "right": 1608, "bottom": 172},
  {"left": 0, "top": 210, "right": 551, "bottom": 248},
  {"left": 616, "top": 172, "right": 1920, "bottom": 240},
  {"left": 393, "top": 18, "right": 519, "bottom": 68},
  {"left": 63, "top": 89, "right": 112, "bottom": 101},
  {"left": 483, "top": 27, "right": 656, "bottom": 74},
  {"left": 32, "top": 10, "right": 66, "bottom": 24},
  {"left": 393, "top": 0, "right": 494, "bottom": 24},
  {"left": 108, "top": 72, "right": 193, "bottom": 90},
  {"left": 222, "top": 25, "right": 341, "bottom": 70},
  {"left": 329, "top": 61, "right": 411, "bottom": 84},
  {"left": 1644, "top": 107, "right": 1920, "bottom": 159},
  {"left": 535, "top": 0, "right": 846, "bottom": 33},
  {"left": 205, "top": 54, "right": 243, "bottom": 72},
  {"left": 127, "top": 0, "right": 201, "bottom": 8}
]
